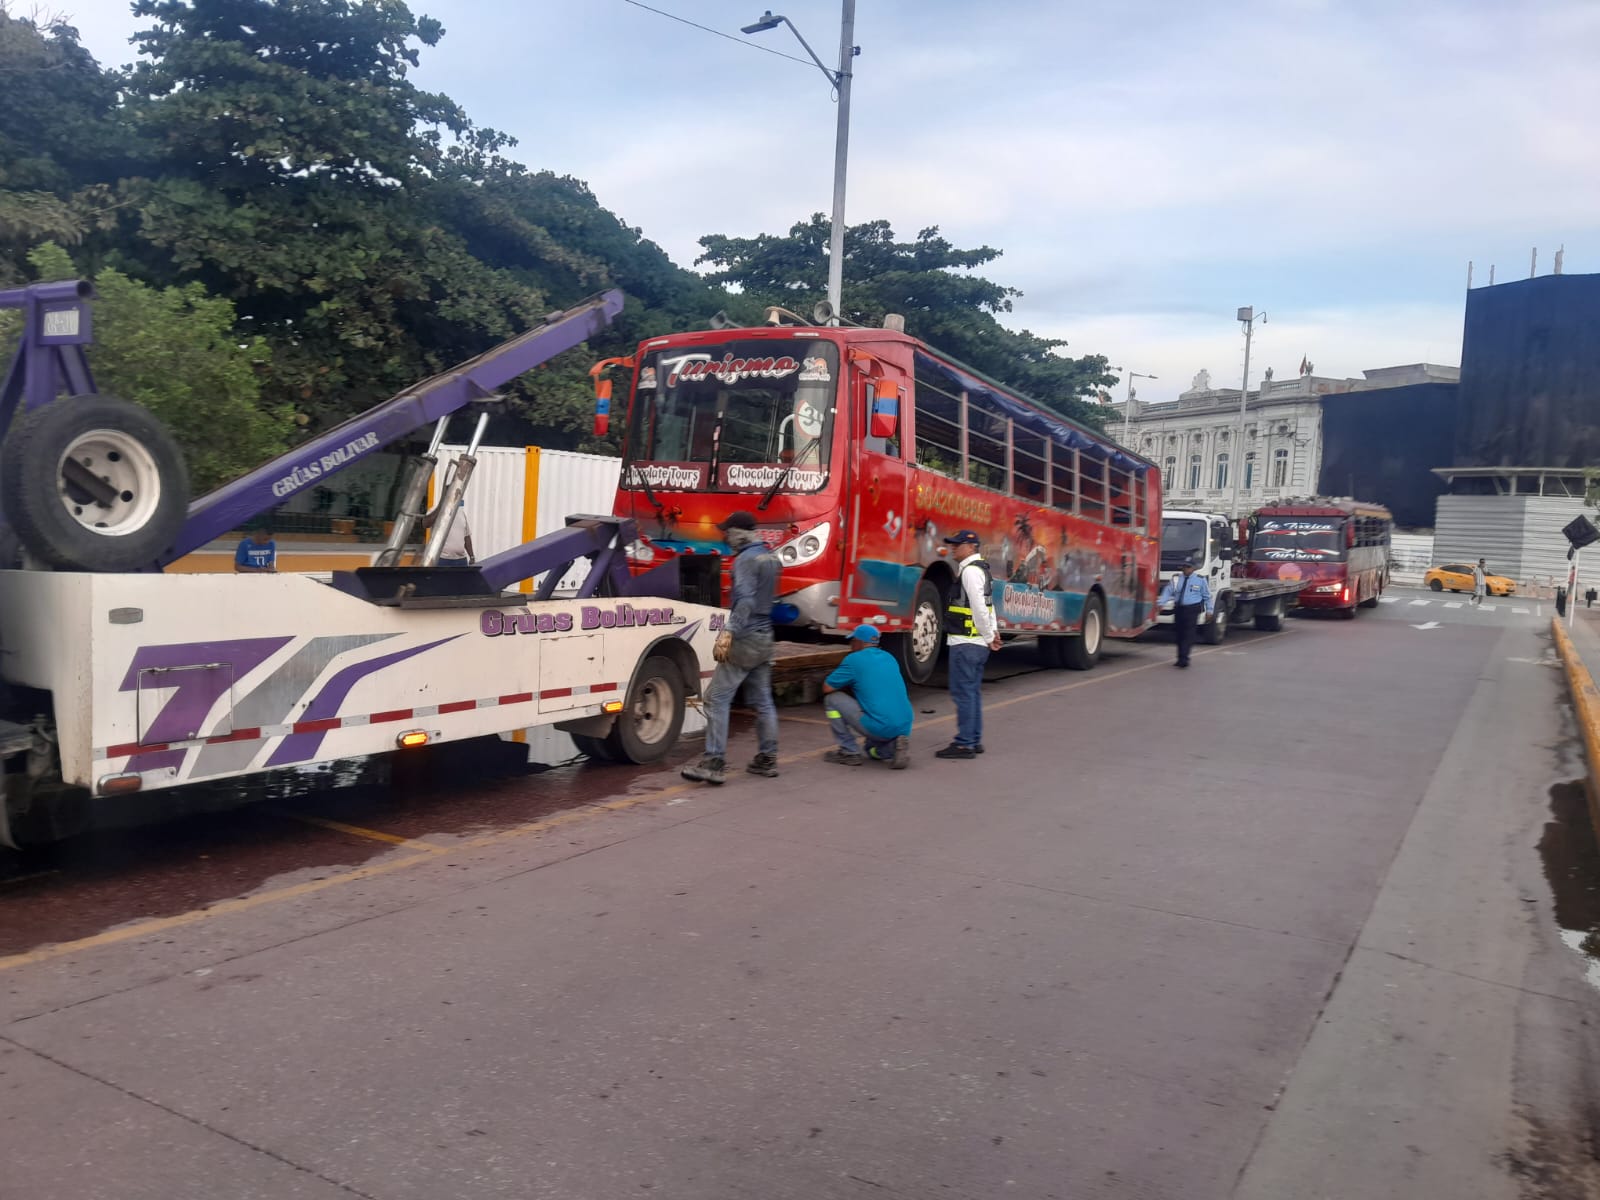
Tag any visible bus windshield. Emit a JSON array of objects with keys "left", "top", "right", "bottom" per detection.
[
  {"left": 1251, "top": 517, "right": 1346, "bottom": 562},
  {"left": 1160, "top": 517, "right": 1207, "bottom": 570},
  {"left": 623, "top": 339, "right": 838, "bottom": 494}
]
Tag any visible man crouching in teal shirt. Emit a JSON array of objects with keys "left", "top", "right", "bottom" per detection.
[{"left": 821, "top": 625, "right": 913, "bottom": 768}]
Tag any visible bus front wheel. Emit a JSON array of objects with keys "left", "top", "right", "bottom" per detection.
[{"left": 888, "top": 579, "right": 944, "bottom": 686}]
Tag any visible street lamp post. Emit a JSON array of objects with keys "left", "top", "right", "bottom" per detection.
[
  {"left": 743, "top": 5, "right": 857, "bottom": 321},
  {"left": 1227, "top": 307, "right": 1266, "bottom": 519},
  {"left": 1119, "top": 370, "right": 1157, "bottom": 447}
]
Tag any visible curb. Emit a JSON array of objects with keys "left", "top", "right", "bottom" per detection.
[{"left": 1551, "top": 617, "right": 1600, "bottom": 839}]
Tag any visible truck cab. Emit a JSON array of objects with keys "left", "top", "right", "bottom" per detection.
[
  {"left": 1159, "top": 509, "right": 1236, "bottom": 608},
  {"left": 1156, "top": 508, "right": 1299, "bottom": 642}
]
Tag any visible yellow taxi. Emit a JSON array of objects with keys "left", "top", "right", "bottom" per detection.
[{"left": 1423, "top": 562, "right": 1516, "bottom": 595}]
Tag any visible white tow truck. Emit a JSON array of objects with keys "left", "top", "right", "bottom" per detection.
[
  {"left": 0, "top": 286, "right": 722, "bottom": 846},
  {"left": 1156, "top": 509, "right": 1302, "bottom": 642}
]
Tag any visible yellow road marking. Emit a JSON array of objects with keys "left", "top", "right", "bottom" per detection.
[
  {"left": 0, "top": 639, "right": 1252, "bottom": 975},
  {"left": 264, "top": 807, "right": 447, "bottom": 852}
]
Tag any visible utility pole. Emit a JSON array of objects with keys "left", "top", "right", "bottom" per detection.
[
  {"left": 743, "top": 4, "right": 856, "bottom": 321},
  {"left": 1228, "top": 307, "right": 1265, "bottom": 519}
]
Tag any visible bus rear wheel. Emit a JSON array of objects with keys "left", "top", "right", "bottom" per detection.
[
  {"left": 1062, "top": 595, "right": 1104, "bottom": 670},
  {"left": 887, "top": 579, "right": 943, "bottom": 686}
]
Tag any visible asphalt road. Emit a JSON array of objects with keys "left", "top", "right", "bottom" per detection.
[{"left": 3, "top": 592, "right": 1598, "bottom": 1199}]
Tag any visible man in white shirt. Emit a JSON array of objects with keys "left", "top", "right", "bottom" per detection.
[
  {"left": 1472, "top": 559, "right": 1486, "bottom": 606},
  {"left": 936, "top": 530, "right": 1001, "bottom": 760},
  {"left": 422, "top": 501, "right": 474, "bottom": 565}
]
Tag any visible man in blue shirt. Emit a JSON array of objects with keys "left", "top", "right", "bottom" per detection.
[
  {"left": 822, "top": 625, "right": 913, "bottom": 768},
  {"left": 234, "top": 528, "right": 277, "bottom": 574},
  {"left": 1158, "top": 561, "right": 1214, "bottom": 668},
  {"left": 682, "top": 511, "right": 781, "bottom": 786}
]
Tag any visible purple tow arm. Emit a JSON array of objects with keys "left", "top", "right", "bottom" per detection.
[{"left": 162, "top": 289, "right": 626, "bottom": 565}]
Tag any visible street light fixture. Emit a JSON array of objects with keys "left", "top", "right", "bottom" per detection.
[
  {"left": 743, "top": 4, "right": 857, "bottom": 323},
  {"left": 1227, "top": 306, "right": 1267, "bottom": 518},
  {"left": 1119, "top": 370, "right": 1157, "bottom": 447}
]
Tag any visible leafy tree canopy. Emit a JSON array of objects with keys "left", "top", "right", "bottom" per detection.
[
  {"left": 698, "top": 214, "right": 1116, "bottom": 429},
  {"left": 1, "top": 1, "right": 1117, "bottom": 483},
  {"left": 20, "top": 242, "right": 295, "bottom": 492}
]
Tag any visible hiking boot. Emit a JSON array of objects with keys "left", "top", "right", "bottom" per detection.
[
  {"left": 680, "top": 755, "right": 727, "bottom": 785},
  {"left": 890, "top": 735, "right": 910, "bottom": 769},
  {"left": 935, "top": 743, "right": 976, "bottom": 760},
  {"left": 746, "top": 752, "right": 780, "bottom": 778},
  {"left": 824, "top": 748, "right": 865, "bottom": 766}
]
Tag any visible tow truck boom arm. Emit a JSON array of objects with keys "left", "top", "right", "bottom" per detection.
[{"left": 162, "top": 289, "right": 626, "bottom": 565}]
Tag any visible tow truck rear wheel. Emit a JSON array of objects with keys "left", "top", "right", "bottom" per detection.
[
  {"left": 1254, "top": 609, "right": 1284, "bottom": 632},
  {"left": 604, "top": 654, "right": 686, "bottom": 764},
  {"left": 0, "top": 394, "right": 189, "bottom": 572}
]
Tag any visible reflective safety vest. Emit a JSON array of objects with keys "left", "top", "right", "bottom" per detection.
[{"left": 944, "top": 555, "right": 995, "bottom": 637}]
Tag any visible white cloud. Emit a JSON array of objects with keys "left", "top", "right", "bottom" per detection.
[
  {"left": 34, "top": 0, "right": 1598, "bottom": 384},
  {"left": 1027, "top": 303, "right": 1464, "bottom": 409}
]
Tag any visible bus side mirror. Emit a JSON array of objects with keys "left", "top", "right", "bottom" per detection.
[{"left": 869, "top": 378, "right": 899, "bottom": 439}]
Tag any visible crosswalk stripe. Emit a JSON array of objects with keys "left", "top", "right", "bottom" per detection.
[
  {"left": 1444, "top": 602, "right": 1463, "bottom": 609},
  {"left": 1480, "top": 604, "right": 1498, "bottom": 611},
  {"left": 1378, "top": 597, "right": 1398, "bottom": 605},
  {"left": 1409, "top": 598, "right": 1430, "bottom": 606},
  {"left": 1513, "top": 606, "right": 1530, "bottom": 614}
]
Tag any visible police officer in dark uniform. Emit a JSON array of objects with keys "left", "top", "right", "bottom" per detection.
[{"left": 1159, "top": 560, "right": 1214, "bottom": 669}]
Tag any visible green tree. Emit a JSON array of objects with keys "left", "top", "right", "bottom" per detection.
[
  {"left": 697, "top": 214, "right": 1116, "bottom": 429},
  {"left": 20, "top": 242, "right": 295, "bottom": 492},
  {"left": 0, "top": 8, "right": 142, "bottom": 281},
  {"left": 119, "top": 0, "right": 547, "bottom": 425}
]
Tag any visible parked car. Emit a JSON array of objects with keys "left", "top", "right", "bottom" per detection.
[{"left": 1423, "top": 563, "right": 1516, "bottom": 595}]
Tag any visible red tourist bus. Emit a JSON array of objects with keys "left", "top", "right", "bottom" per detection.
[
  {"left": 1243, "top": 498, "right": 1393, "bottom": 618},
  {"left": 595, "top": 315, "right": 1161, "bottom": 683}
]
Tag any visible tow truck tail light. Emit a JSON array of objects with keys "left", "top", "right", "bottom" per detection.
[
  {"left": 397, "top": 730, "right": 430, "bottom": 749},
  {"left": 602, "top": 700, "right": 624, "bottom": 714}
]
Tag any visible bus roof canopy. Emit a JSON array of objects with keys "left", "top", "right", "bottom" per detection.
[{"left": 913, "top": 351, "right": 1152, "bottom": 476}]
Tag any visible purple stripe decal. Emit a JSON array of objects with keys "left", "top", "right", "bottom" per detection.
[
  {"left": 118, "top": 637, "right": 293, "bottom": 774},
  {"left": 265, "top": 635, "right": 461, "bottom": 766}
]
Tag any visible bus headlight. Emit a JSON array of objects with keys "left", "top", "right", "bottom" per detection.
[
  {"left": 775, "top": 521, "right": 830, "bottom": 566},
  {"left": 625, "top": 539, "right": 657, "bottom": 563}
]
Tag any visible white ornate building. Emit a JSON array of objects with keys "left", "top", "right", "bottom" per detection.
[{"left": 1108, "top": 363, "right": 1459, "bottom": 514}]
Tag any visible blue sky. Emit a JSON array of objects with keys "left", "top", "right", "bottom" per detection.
[{"left": 60, "top": 0, "right": 1600, "bottom": 405}]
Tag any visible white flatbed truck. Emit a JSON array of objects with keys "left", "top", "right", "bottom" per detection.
[{"left": 1157, "top": 509, "right": 1302, "bottom": 642}]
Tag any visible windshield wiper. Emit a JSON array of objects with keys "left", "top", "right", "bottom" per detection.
[
  {"left": 621, "top": 452, "right": 664, "bottom": 515},
  {"left": 757, "top": 436, "right": 823, "bottom": 511}
]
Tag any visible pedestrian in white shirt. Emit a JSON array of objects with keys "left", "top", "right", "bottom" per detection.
[
  {"left": 936, "top": 530, "right": 1001, "bottom": 760},
  {"left": 421, "top": 501, "right": 475, "bottom": 565},
  {"left": 1472, "top": 559, "right": 1486, "bottom": 606}
]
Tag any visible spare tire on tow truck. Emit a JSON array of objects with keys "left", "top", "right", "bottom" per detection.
[
  {"left": 0, "top": 393, "right": 190, "bottom": 572},
  {"left": 0, "top": 395, "right": 190, "bottom": 847}
]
